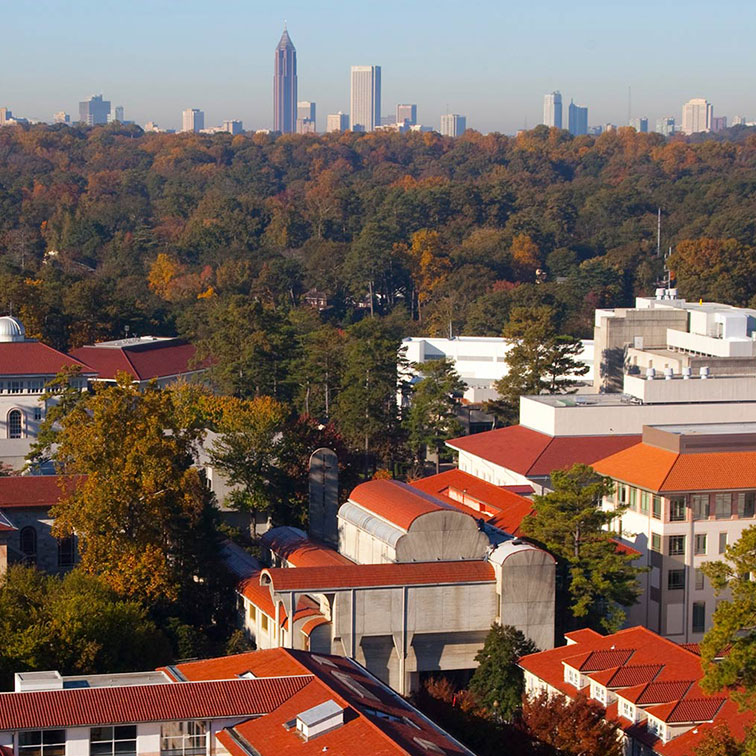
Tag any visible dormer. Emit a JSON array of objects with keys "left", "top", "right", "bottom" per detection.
[
  {"left": 563, "top": 663, "right": 585, "bottom": 690},
  {"left": 291, "top": 699, "right": 345, "bottom": 741}
]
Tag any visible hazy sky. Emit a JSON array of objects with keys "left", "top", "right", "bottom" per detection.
[{"left": 3, "top": 0, "right": 755, "bottom": 133}]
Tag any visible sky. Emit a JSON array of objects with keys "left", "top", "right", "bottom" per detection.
[{"left": 3, "top": 0, "right": 755, "bottom": 134}]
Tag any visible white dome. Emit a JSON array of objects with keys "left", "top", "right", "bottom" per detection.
[{"left": 0, "top": 316, "right": 26, "bottom": 343}]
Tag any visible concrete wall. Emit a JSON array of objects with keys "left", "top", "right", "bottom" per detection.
[
  {"left": 624, "top": 374, "right": 756, "bottom": 404},
  {"left": 395, "top": 511, "right": 490, "bottom": 563}
]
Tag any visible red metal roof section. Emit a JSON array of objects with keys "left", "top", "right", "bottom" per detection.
[
  {"left": 348, "top": 479, "right": 459, "bottom": 530},
  {"left": 261, "top": 560, "right": 496, "bottom": 592},
  {"left": 71, "top": 339, "right": 199, "bottom": 381},
  {"left": 300, "top": 616, "right": 330, "bottom": 636},
  {"left": 172, "top": 648, "right": 309, "bottom": 682},
  {"left": 0, "top": 342, "right": 93, "bottom": 377},
  {"left": 260, "top": 528, "right": 353, "bottom": 568},
  {"left": 410, "top": 468, "right": 535, "bottom": 535},
  {"left": 0, "top": 678, "right": 310, "bottom": 730},
  {"left": 446, "top": 425, "right": 639, "bottom": 477},
  {"left": 0, "top": 476, "right": 83, "bottom": 509}
]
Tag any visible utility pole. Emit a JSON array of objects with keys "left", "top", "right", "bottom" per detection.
[{"left": 656, "top": 208, "right": 662, "bottom": 257}]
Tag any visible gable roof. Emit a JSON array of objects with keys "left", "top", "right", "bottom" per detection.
[
  {"left": 446, "top": 425, "right": 640, "bottom": 478},
  {"left": 260, "top": 560, "right": 495, "bottom": 593},
  {"left": 410, "top": 469, "right": 535, "bottom": 536},
  {"left": 593, "top": 443, "right": 756, "bottom": 492},
  {"left": 70, "top": 339, "right": 200, "bottom": 382},
  {"left": 0, "top": 476, "right": 82, "bottom": 509},
  {"left": 348, "top": 479, "right": 459, "bottom": 530},
  {"left": 0, "top": 342, "right": 93, "bottom": 377},
  {"left": 0, "top": 678, "right": 310, "bottom": 730}
]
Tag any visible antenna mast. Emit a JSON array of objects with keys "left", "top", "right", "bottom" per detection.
[{"left": 656, "top": 207, "right": 661, "bottom": 257}]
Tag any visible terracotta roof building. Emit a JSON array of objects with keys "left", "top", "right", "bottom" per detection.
[
  {"left": 519, "top": 625, "right": 752, "bottom": 756},
  {"left": 593, "top": 423, "right": 756, "bottom": 644},
  {"left": 0, "top": 649, "right": 475, "bottom": 756}
]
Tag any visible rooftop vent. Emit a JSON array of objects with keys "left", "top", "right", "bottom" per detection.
[
  {"left": 14, "top": 670, "right": 63, "bottom": 693},
  {"left": 295, "top": 699, "right": 344, "bottom": 741}
]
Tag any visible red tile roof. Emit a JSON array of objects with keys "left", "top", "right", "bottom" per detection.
[
  {"left": 446, "top": 425, "right": 640, "bottom": 477},
  {"left": 410, "top": 469, "right": 535, "bottom": 535},
  {"left": 520, "top": 626, "right": 753, "bottom": 756},
  {"left": 260, "top": 527, "right": 353, "bottom": 568},
  {"left": 0, "top": 678, "right": 310, "bottom": 730},
  {"left": 594, "top": 443, "right": 756, "bottom": 492},
  {"left": 71, "top": 339, "right": 201, "bottom": 382},
  {"left": 261, "top": 560, "right": 495, "bottom": 592},
  {"left": 0, "top": 476, "right": 83, "bottom": 508},
  {"left": 348, "top": 479, "right": 458, "bottom": 530},
  {"left": 300, "top": 616, "right": 330, "bottom": 636},
  {"left": 170, "top": 649, "right": 309, "bottom": 681},
  {"left": 0, "top": 342, "right": 93, "bottom": 377},
  {"left": 239, "top": 571, "right": 279, "bottom": 618}
]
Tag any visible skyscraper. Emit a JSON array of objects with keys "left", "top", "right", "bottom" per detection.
[
  {"left": 568, "top": 100, "right": 588, "bottom": 136},
  {"left": 274, "top": 26, "right": 297, "bottom": 133},
  {"left": 222, "top": 120, "right": 243, "bottom": 135},
  {"left": 681, "top": 98, "right": 713, "bottom": 135},
  {"left": 656, "top": 117, "right": 675, "bottom": 136},
  {"left": 440, "top": 114, "right": 467, "bottom": 137},
  {"left": 79, "top": 95, "right": 110, "bottom": 126},
  {"left": 297, "top": 101, "right": 315, "bottom": 122},
  {"left": 182, "top": 108, "right": 204, "bottom": 133},
  {"left": 350, "top": 66, "right": 381, "bottom": 132},
  {"left": 396, "top": 104, "right": 417, "bottom": 126},
  {"left": 543, "top": 92, "right": 562, "bottom": 129},
  {"left": 112, "top": 106, "right": 125, "bottom": 122},
  {"left": 326, "top": 112, "right": 350, "bottom": 132},
  {"left": 629, "top": 117, "right": 648, "bottom": 133}
]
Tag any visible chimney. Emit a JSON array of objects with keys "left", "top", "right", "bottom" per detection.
[{"left": 308, "top": 448, "right": 339, "bottom": 547}]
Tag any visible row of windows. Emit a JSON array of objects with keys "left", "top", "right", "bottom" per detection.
[
  {"left": 0, "top": 380, "right": 45, "bottom": 394},
  {"left": 617, "top": 486, "right": 756, "bottom": 521},
  {"left": 667, "top": 567, "right": 715, "bottom": 592},
  {"left": 650, "top": 532, "right": 729, "bottom": 557},
  {"left": 18, "top": 527, "right": 76, "bottom": 568},
  {"left": 19, "top": 723, "right": 206, "bottom": 756},
  {"left": 6, "top": 407, "right": 43, "bottom": 439}
]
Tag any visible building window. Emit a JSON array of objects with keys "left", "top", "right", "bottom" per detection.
[
  {"left": 651, "top": 533, "right": 661, "bottom": 553},
  {"left": 715, "top": 494, "right": 732, "bottom": 519},
  {"left": 719, "top": 532, "right": 728, "bottom": 554},
  {"left": 57, "top": 536, "right": 76, "bottom": 568},
  {"left": 8, "top": 409, "right": 22, "bottom": 439},
  {"left": 639, "top": 491, "right": 648, "bottom": 515},
  {"left": 261, "top": 614, "right": 268, "bottom": 632},
  {"left": 737, "top": 492, "right": 755, "bottom": 518},
  {"left": 160, "top": 721, "right": 207, "bottom": 756},
  {"left": 9, "top": 380, "right": 23, "bottom": 394},
  {"left": 28, "top": 380, "right": 44, "bottom": 394},
  {"left": 91, "top": 727, "right": 137, "bottom": 756},
  {"left": 620, "top": 699, "right": 635, "bottom": 722},
  {"left": 692, "top": 495, "right": 710, "bottom": 520},
  {"left": 669, "top": 497, "right": 686, "bottom": 522},
  {"left": 618, "top": 484, "right": 628, "bottom": 507},
  {"left": 20, "top": 526, "right": 37, "bottom": 566},
  {"left": 669, "top": 536, "right": 685, "bottom": 556},
  {"left": 694, "top": 534, "right": 707, "bottom": 555},
  {"left": 248, "top": 603, "right": 256, "bottom": 621},
  {"left": 692, "top": 602, "right": 706, "bottom": 633},
  {"left": 19, "top": 730, "right": 66, "bottom": 756},
  {"left": 695, "top": 569, "right": 705, "bottom": 591},
  {"left": 652, "top": 496, "right": 662, "bottom": 520},
  {"left": 668, "top": 569, "right": 685, "bottom": 591},
  {"left": 33, "top": 407, "right": 42, "bottom": 421}
]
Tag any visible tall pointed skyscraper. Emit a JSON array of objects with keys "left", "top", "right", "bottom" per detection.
[{"left": 273, "top": 25, "right": 297, "bottom": 133}]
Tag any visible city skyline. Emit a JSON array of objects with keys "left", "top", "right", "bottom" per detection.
[{"left": 3, "top": 0, "right": 755, "bottom": 133}]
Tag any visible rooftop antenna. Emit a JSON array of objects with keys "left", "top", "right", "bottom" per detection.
[{"left": 656, "top": 207, "right": 661, "bottom": 257}]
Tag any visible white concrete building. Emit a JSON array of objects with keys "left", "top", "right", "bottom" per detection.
[
  {"left": 326, "top": 112, "right": 349, "bottom": 132},
  {"left": 403, "top": 336, "right": 594, "bottom": 403},
  {"left": 440, "top": 113, "right": 467, "bottom": 137},
  {"left": 681, "top": 98, "right": 713, "bottom": 134},
  {"left": 181, "top": 108, "right": 204, "bottom": 133},
  {"left": 543, "top": 92, "right": 562, "bottom": 129},
  {"left": 350, "top": 66, "right": 381, "bottom": 132}
]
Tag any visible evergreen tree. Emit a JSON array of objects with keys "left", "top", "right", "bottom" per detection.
[
  {"left": 468, "top": 624, "right": 538, "bottom": 721},
  {"left": 405, "top": 357, "right": 464, "bottom": 475},
  {"left": 522, "top": 464, "right": 642, "bottom": 633}
]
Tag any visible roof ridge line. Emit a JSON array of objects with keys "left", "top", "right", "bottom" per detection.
[{"left": 658, "top": 450, "right": 681, "bottom": 492}]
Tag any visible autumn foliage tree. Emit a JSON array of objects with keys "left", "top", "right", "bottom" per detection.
[{"left": 521, "top": 691, "right": 624, "bottom": 756}]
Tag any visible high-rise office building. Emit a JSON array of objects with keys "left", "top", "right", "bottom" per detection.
[
  {"left": 274, "top": 26, "right": 297, "bottom": 133},
  {"left": 656, "top": 117, "right": 675, "bottom": 136},
  {"left": 629, "top": 117, "right": 648, "bottom": 133},
  {"left": 712, "top": 116, "right": 728, "bottom": 133},
  {"left": 350, "top": 66, "right": 381, "bottom": 132},
  {"left": 681, "top": 98, "right": 713, "bottom": 135},
  {"left": 396, "top": 104, "right": 417, "bottom": 126},
  {"left": 568, "top": 100, "right": 588, "bottom": 136},
  {"left": 543, "top": 92, "right": 562, "bottom": 129},
  {"left": 112, "top": 106, "right": 125, "bottom": 122},
  {"left": 53, "top": 112, "right": 70, "bottom": 125},
  {"left": 297, "top": 101, "right": 315, "bottom": 122},
  {"left": 182, "top": 108, "right": 204, "bottom": 133},
  {"left": 327, "top": 112, "right": 350, "bottom": 132},
  {"left": 440, "top": 113, "right": 467, "bottom": 137},
  {"left": 0, "top": 108, "right": 12, "bottom": 126},
  {"left": 79, "top": 95, "right": 111, "bottom": 126},
  {"left": 222, "top": 120, "right": 243, "bottom": 135}
]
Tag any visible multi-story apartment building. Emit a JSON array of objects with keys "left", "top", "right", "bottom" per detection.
[
  {"left": 681, "top": 98, "right": 713, "bottom": 134},
  {"left": 350, "top": 66, "right": 381, "bottom": 132},
  {"left": 520, "top": 625, "right": 752, "bottom": 756},
  {"left": 238, "top": 473, "right": 555, "bottom": 695},
  {"left": 594, "top": 422, "right": 756, "bottom": 643},
  {"left": 656, "top": 116, "right": 675, "bottom": 136},
  {"left": 0, "top": 648, "right": 475, "bottom": 756}
]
